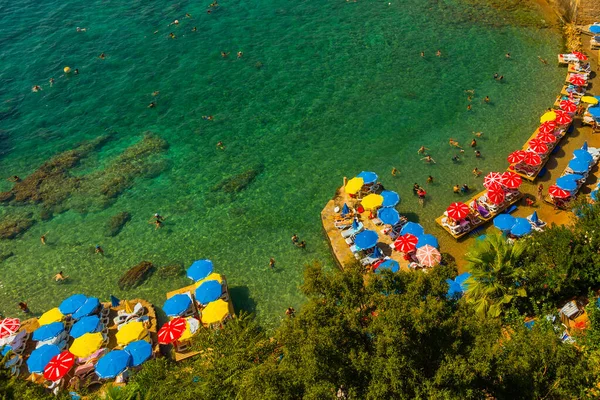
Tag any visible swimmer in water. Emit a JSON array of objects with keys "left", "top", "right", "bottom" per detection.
[
  {"left": 169, "top": 33, "right": 176, "bottom": 39},
  {"left": 427, "top": 175, "right": 433, "bottom": 184},
  {"left": 185, "top": 13, "right": 192, "bottom": 18},
  {"left": 192, "top": 27, "right": 197, "bottom": 32},
  {"left": 391, "top": 167, "right": 398, "bottom": 176},
  {"left": 237, "top": 51, "right": 243, "bottom": 58},
  {"left": 436, "top": 50, "right": 441, "bottom": 57},
  {"left": 148, "top": 102, "right": 156, "bottom": 108},
  {"left": 76, "top": 27, "right": 87, "bottom": 32},
  {"left": 74, "top": 69, "right": 79, "bottom": 75},
  {"left": 95, "top": 245, "right": 104, "bottom": 255},
  {"left": 6, "top": 176, "right": 20, "bottom": 182},
  {"left": 421, "top": 155, "right": 436, "bottom": 164},
  {"left": 221, "top": 51, "right": 230, "bottom": 58},
  {"left": 420, "top": 51, "right": 425, "bottom": 57},
  {"left": 475, "top": 150, "right": 481, "bottom": 158},
  {"left": 49, "top": 78, "right": 55, "bottom": 86},
  {"left": 453, "top": 184, "right": 460, "bottom": 193},
  {"left": 484, "top": 96, "right": 490, "bottom": 103},
  {"left": 216, "top": 141, "right": 225, "bottom": 150},
  {"left": 467, "top": 104, "right": 472, "bottom": 111},
  {"left": 152, "top": 91, "right": 160, "bottom": 96},
  {"left": 99, "top": 53, "right": 106, "bottom": 59},
  {"left": 505, "top": 52, "right": 511, "bottom": 59},
  {"left": 417, "top": 145, "right": 429, "bottom": 154},
  {"left": 202, "top": 115, "right": 214, "bottom": 121},
  {"left": 172, "top": 19, "right": 179, "bottom": 25},
  {"left": 470, "top": 139, "right": 477, "bottom": 147},
  {"left": 32, "top": 85, "right": 42, "bottom": 92},
  {"left": 449, "top": 139, "right": 462, "bottom": 148},
  {"left": 473, "top": 131, "right": 483, "bottom": 137},
  {"left": 472, "top": 167, "right": 481, "bottom": 177}
]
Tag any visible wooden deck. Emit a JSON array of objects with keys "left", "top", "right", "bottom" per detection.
[{"left": 435, "top": 190, "right": 523, "bottom": 240}]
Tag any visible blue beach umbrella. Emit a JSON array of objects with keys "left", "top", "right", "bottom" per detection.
[
  {"left": 195, "top": 280, "right": 222, "bottom": 306},
  {"left": 400, "top": 222, "right": 424, "bottom": 237},
  {"left": 72, "top": 297, "right": 101, "bottom": 320},
  {"left": 493, "top": 214, "right": 516, "bottom": 231},
  {"left": 59, "top": 294, "right": 87, "bottom": 315},
  {"left": 530, "top": 211, "right": 540, "bottom": 224},
  {"left": 70, "top": 315, "right": 101, "bottom": 339},
  {"left": 95, "top": 350, "right": 131, "bottom": 379},
  {"left": 416, "top": 234, "right": 438, "bottom": 249},
  {"left": 27, "top": 344, "right": 61, "bottom": 373},
  {"left": 354, "top": 230, "right": 378, "bottom": 250},
  {"left": 187, "top": 259, "right": 213, "bottom": 282},
  {"left": 32, "top": 322, "right": 64, "bottom": 342},
  {"left": 341, "top": 203, "right": 350, "bottom": 216},
  {"left": 372, "top": 245, "right": 383, "bottom": 259},
  {"left": 163, "top": 294, "right": 192, "bottom": 317},
  {"left": 110, "top": 295, "right": 121, "bottom": 308},
  {"left": 356, "top": 171, "right": 378, "bottom": 185},
  {"left": 376, "top": 259, "right": 399, "bottom": 273},
  {"left": 573, "top": 149, "right": 593, "bottom": 163},
  {"left": 446, "top": 280, "right": 463, "bottom": 299},
  {"left": 556, "top": 176, "right": 579, "bottom": 192},
  {"left": 591, "top": 25, "right": 600, "bottom": 34},
  {"left": 351, "top": 218, "right": 359, "bottom": 231},
  {"left": 582, "top": 141, "right": 589, "bottom": 151},
  {"left": 568, "top": 158, "right": 589, "bottom": 174},
  {"left": 377, "top": 208, "right": 400, "bottom": 226},
  {"left": 511, "top": 218, "right": 532, "bottom": 237},
  {"left": 380, "top": 191, "right": 400, "bottom": 207},
  {"left": 561, "top": 173, "right": 585, "bottom": 181},
  {"left": 589, "top": 106, "right": 600, "bottom": 118},
  {"left": 124, "top": 340, "right": 152, "bottom": 367},
  {"left": 592, "top": 189, "right": 599, "bottom": 202}
]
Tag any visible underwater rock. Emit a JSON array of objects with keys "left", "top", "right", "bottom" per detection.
[
  {"left": 0, "top": 217, "right": 34, "bottom": 240},
  {"left": 105, "top": 212, "right": 131, "bottom": 237},
  {"left": 157, "top": 263, "right": 184, "bottom": 278},
  {"left": 212, "top": 164, "right": 263, "bottom": 194},
  {"left": 118, "top": 261, "right": 154, "bottom": 290},
  {"left": 0, "top": 251, "right": 14, "bottom": 262}
]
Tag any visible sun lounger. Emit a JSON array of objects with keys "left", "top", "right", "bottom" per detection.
[
  {"left": 8, "top": 330, "right": 29, "bottom": 355},
  {"left": 341, "top": 223, "right": 363, "bottom": 239},
  {"left": 113, "top": 303, "right": 145, "bottom": 326},
  {"left": 558, "top": 54, "right": 580, "bottom": 64},
  {"left": 4, "top": 354, "right": 22, "bottom": 376}
]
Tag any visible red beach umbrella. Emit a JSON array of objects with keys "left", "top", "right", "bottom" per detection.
[
  {"left": 446, "top": 202, "right": 470, "bottom": 220},
  {"left": 158, "top": 318, "right": 186, "bottom": 344},
  {"left": 501, "top": 171, "right": 522, "bottom": 189},
  {"left": 416, "top": 245, "right": 441, "bottom": 267},
  {"left": 0, "top": 318, "right": 20, "bottom": 339},
  {"left": 393, "top": 234, "right": 418, "bottom": 253},
  {"left": 555, "top": 112, "right": 572, "bottom": 125},
  {"left": 522, "top": 151, "right": 542, "bottom": 166},
  {"left": 43, "top": 351, "right": 75, "bottom": 381},
  {"left": 536, "top": 132, "right": 558, "bottom": 143},
  {"left": 507, "top": 150, "right": 526, "bottom": 164},
  {"left": 483, "top": 172, "right": 503, "bottom": 189},
  {"left": 528, "top": 139, "right": 548, "bottom": 154},
  {"left": 538, "top": 121, "right": 557, "bottom": 134},
  {"left": 559, "top": 100, "right": 577, "bottom": 113},
  {"left": 487, "top": 187, "right": 506, "bottom": 205},
  {"left": 569, "top": 75, "right": 587, "bottom": 86},
  {"left": 548, "top": 185, "right": 571, "bottom": 199},
  {"left": 572, "top": 51, "right": 587, "bottom": 61}
]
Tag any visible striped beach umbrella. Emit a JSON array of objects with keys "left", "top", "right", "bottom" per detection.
[
  {"left": 393, "top": 234, "right": 418, "bottom": 253},
  {"left": 507, "top": 150, "right": 526, "bottom": 164},
  {"left": 572, "top": 51, "right": 587, "bottom": 61},
  {"left": 43, "top": 351, "right": 74, "bottom": 381},
  {"left": 559, "top": 100, "right": 577, "bottom": 113},
  {"left": 522, "top": 151, "right": 542, "bottom": 166},
  {"left": 554, "top": 110, "right": 573, "bottom": 125},
  {"left": 500, "top": 171, "right": 522, "bottom": 189},
  {"left": 0, "top": 318, "right": 20, "bottom": 339},
  {"left": 539, "top": 120, "right": 557, "bottom": 134},
  {"left": 528, "top": 139, "right": 548, "bottom": 154},
  {"left": 158, "top": 318, "right": 186, "bottom": 344},
  {"left": 446, "top": 202, "right": 470, "bottom": 220},
  {"left": 548, "top": 185, "right": 571, "bottom": 199},
  {"left": 486, "top": 186, "right": 506, "bottom": 205},
  {"left": 569, "top": 75, "right": 587, "bottom": 86},
  {"left": 483, "top": 172, "right": 503, "bottom": 189},
  {"left": 416, "top": 245, "right": 441, "bottom": 267},
  {"left": 536, "top": 132, "right": 557, "bottom": 143}
]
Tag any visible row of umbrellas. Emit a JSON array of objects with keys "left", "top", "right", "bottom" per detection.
[
  {"left": 391, "top": 222, "right": 441, "bottom": 267},
  {"left": 493, "top": 213, "right": 536, "bottom": 237},
  {"left": 549, "top": 143, "right": 595, "bottom": 199},
  {"left": 345, "top": 171, "right": 379, "bottom": 195}
]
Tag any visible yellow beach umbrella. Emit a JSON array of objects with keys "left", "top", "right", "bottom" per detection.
[
  {"left": 581, "top": 96, "right": 599, "bottom": 105},
  {"left": 38, "top": 308, "right": 64, "bottom": 326},
  {"left": 361, "top": 194, "right": 384, "bottom": 210},
  {"left": 70, "top": 332, "right": 103, "bottom": 358},
  {"left": 344, "top": 177, "right": 364, "bottom": 195},
  {"left": 201, "top": 299, "right": 230, "bottom": 325},
  {"left": 115, "top": 321, "right": 147, "bottom": 346},
  {"left": 540, "top": 111, "right": 556, "bottom": 123},
  {"left": 195, "top": 273, "right": 223, "bottom": 287},
  {"left": 179, "top": 317, "right": 201, "bottom": 341}
]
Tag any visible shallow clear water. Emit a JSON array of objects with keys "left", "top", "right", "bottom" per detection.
[{"left": 0, "top": 0, "right": 563, "bottom": 327}]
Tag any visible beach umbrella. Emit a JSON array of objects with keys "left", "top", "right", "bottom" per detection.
[
  {"left": 540, "top": 111, "right": 556, "bottom": 123},
  {"left": 377, "top": 207, "right": 400, "bottom": 226},
  {"left": 32, "top": 322, "right": 64, "bottom": 342},
  {"left": 72, "top": 297, "right": 101, "bottom": 320},
  {"left": 195, "top": 280, "right": 223, "bottom": 306},
  {"left": 27, "top": 344, "right": 61, "bottom": 373},
  {"left": 124, "top": 340, "right": 152, "bottom": 367},
  {"left": 507, "top": 150, "right": 526, "bottom": 164},
  {"left": 528, "top": 139, "right": 548, "bottom": 154},
  {"left": 536, "top": 132, "right": 558, "bottom": 143},
  {"left": 95, "top": 350, "right": 131, "bottom": 379},
  {"left": 556, "top": 176, "right": 578, "bottom": 192},
  {"left": 354, "top": 229, "right": 378, "bottom": 250},
  {"left": 344, "top": 177, "right": 364, "bottom": 195},
  {"left": 341, "top": 203, "right": 350, "bottom": 216},
  {"left": 416, "top": 245, "right": 441, "bottom": 267},
  {"left": 116, "top": 321, "right": 147, "bottom": 346},
  {"left": 548, "top": 185, "right": 572, "bottom": 199},
  {"left": 494, "top": 214, "right": 516, "bottom": 231},
  {"left": 591, "top": 25, "right": 600, "bottom": 34},
  {"left": 582, "top": 141, "right": 589, "bottom": 151},
  {"left": 361, "top": 194, "right": 383, "bottom": 210},
  {"left": 393, "top": 233, "right": 418, "bottom": 253},
  {"left": 163, "top": 294, "right": 192, "bottom": 317},
  {"left": 562, "top": 173, "right": 585, "bottom": 181},
  {"left": 530, "top": 211, "right": 539, "bottom": 224},
  {"left": 195, "top": 273, "right": 223, "bottom": 287},
  {"left": 486, "top": 187, "right": 505, "bottom": 205},
  {"left": 539, "top": 120, "right": 557, "bottom": 133},
  {"left": 522, "top": 151, "right": 542, "bottom": 166},
  {"left": 380, "top": 190, "right": 400, "bottom": 207},
  {"left": 555, "top": 111, "right": 573, "bottom": 125},
  {"left": 446, "top": 272, "right": 471, "bottom": 299},
  {"left": 573, "top": 149, "right": 593, "bottom": 163},
  {"left": 187, "top": 259, "right": 213, "bottom": 282},
  {"left": 581, "top": 96, "right": 599, "bottom": 104},
  {"left": 559, "top": 100, "right": 577, "bottom": 113},
  {"left": 589, "top": 106, "right": 600, "bottom": 118},
  {"left": 158, "top": 318, "right": 186, "bottom": 344},
  {"left": 483, "top": 172, "right": 503, "bottom": 189},
  {"left": 201, "top": 299, "right": 230, "bottom": 325},
  {"left": 110, "top": 295, "right": 120, "bottom": 308},
  {"left": 417, "top": 234, "right": 438, "bottom": 249},
  {"left": 59, "top": 294, "right": 87, "bottom": 315},
  {"left": 351, "top": 218, "right": 359, "bottom": 231},
  {"left": 0, "top": 318, "right": 20, "bottom": 339},
  {"left": 69, "top": 332, "right": 104, "bottom": 358},
  {"left": 38, "top": 308, "right": 64, "bottom": 326},
  {"left": 501, "top": 171, "right": 522, "bottom": 189},
  {"left": 70, "top": 315, "right": 101, "bottom": 339},
  {"left": 572, "top": 51, "right": 588, "bottom": 61},
  {"left": 569, "top": 75, "right": 587, "bottom": 86},
  {"left": 400, "top": 222, "right": 424, "bottom": 237},
  {"left": 568, "top": 158, "right": 589, "bottom": 174},
  {"left": 43, "top": 351, "right": 74, "bottom": 381},
  {"left": 375, "top": 259, "right": 399, "bottom": 273},
  {"left": 356, "top": 171, "right": 378, "bottom": 185},
  {"left": 446, "top": 202, "right": 470, "bottom": 220},
  {"left": 511, "top": 218, "right": 532, "bottom": 237}
]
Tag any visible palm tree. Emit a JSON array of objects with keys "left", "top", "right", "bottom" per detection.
[{"left": 464, "top": 234, "right": 527, "bottom": 318}]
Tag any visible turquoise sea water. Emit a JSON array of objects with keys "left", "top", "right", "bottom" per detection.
[{"left": 0, "top": 0, "right": 564, "bottom": 327}]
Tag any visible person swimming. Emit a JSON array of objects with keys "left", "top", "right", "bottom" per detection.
[
  {"left": 202, "top": 115, "right": 214, "bottom": 120},
  {"left": 54, "top": 271, "right": 67, "bottom": 282},
  {"left": 148, "top": 102, "right": 156, "bottom": 108},
  {"left": 32, "top": 85, "right": 42, "bottom": 92},
  {"left": 152, "top": 91, "right": 160, "bottom": 96},
  {"left": 221, "top": 51, "right": 230, "bottom": 58},
  {"left": 475, "top": 150, "right": 481, "bottom": 158},
  {"left": 413, "top": 183, "right": 420, "bottom": 194},
  {"left": 421, "top": 155, "right": 436, "bottom": 163},
  {"left": 76, "top": 27, "right": 87, "bottom": 32},
  {"left": 216, "top": 141, "right": 225, "bottom": 150},
  {"left": 7, "top": 175, "right": 20, "bottom": 182},
  {"left": 169, "top": 32, "right": 176, "bottom": 39},
  {"left": 99, "top": 53, "right": 106, "bottom": 59},
  {"left": 95, "top": 245, "right": 104, "bottom": 255},
  {"left": 49, "top": 78, "right": 54, "bottom": 86},
  {"left": 470, "top": 139, "right": 477, "bottom": 147},
  {"left": 453, "top": 184, "right": 460, "bottom": 193},
  {"left": 237, "top": 51, "right": 243, "bottom": 58},
  {"left": 472, "top": 167, "right": 481, "bottom": 176},
  {"left": 427, "top": 175, "right": 433, "bottom": 184},
  {"left": 484, "top": 96, "right": 490, "bottom": 103},
  {"left": 417, "top": 145, "right": 429, "bottom": 154}
]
